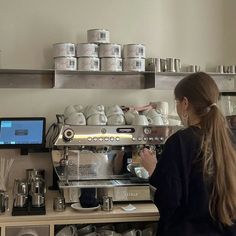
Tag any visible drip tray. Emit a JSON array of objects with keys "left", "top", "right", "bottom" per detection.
[{"left": 59, "top": 179, "right": 149, "bottom": 188}]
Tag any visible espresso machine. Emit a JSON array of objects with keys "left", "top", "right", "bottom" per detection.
[{"left": 51, "top": 125, "right": 180, "bottom": 203}]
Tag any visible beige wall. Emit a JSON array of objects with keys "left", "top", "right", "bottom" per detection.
[
  {"left": 0, "top": 0, "right": 232, "bottom": 70},
  {"left": 0, "top": 0, "right": 235, "bottom": 188},
  {"left": 0, "top": 0, "right": 234, "bottom": 122}
]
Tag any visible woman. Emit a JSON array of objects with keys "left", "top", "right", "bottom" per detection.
[{"left": 140, "top": 72, "right": 236, "bottom": 236}]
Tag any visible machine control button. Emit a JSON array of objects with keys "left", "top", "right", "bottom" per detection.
[
  {"left": 154, "top": 137, "right": 159, "bottom": 141},
  {"left": 101, "top": 128, "right": 107, "bottom": 134},
  {"left": 99, "top": 138, "right": 103, "bottom": 142},
  {"left": 115, "top": 137, "right": 120, "bottom": 141},
  {"left": 148, "top": 137, "right": 154, "bottom": 141},
  {"left": 104, "top": 137, "right": 109, "bottom": 141},
  {"left": 143, "top": 137, "right": 147, "bottom": 141},
  {"left": 63, "top": 128, "right": 74, "bottom": 142},
  {"left": 132, "top": 137, "right": 137, "bottom": 141},
  {"left": 110, "top": 137, "right": 114, "bottom": 141},
  {"left": 93, "top": 137, "right": 98, "bottom": 141},
  {"left": 87, "top": 137, "right": 92, "bottom": 142},
  {"left": 138, "top": 137, "right": 142, "bottom": 141},
  {"left": 143, "top": 127, "right": 151, "bottom": 135}
]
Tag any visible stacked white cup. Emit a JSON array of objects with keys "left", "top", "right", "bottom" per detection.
[
  {"left": 85, "top": 105, "right": 107, "bottom": 125},
  {"left": 150, "top": 101, "right": 169, "bottom": 125},
  {"left": 144, "top": 109, "right": 164, "bottom": 126},
  {"left": 124, "top": 109, "right": 139, "bottom": 125},
  {"left": 105, "top": 105, "right": 125, "bottom": 125},
  {"left": 64, "top": 105, "right": 86, "bottom": 125}
]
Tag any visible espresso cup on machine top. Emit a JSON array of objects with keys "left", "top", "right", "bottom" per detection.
[
  {"left": 87, "top": 113, "right": 107, "bottom": 125},
  {"left": 132, "top": 115, "right": 149, "bottom": 126},
  {"left": 150, "top": 101, "right": 169, "bottom": 116},
  {"left": 105, "top": 105, "right": 124, "bottom": 117},
  {"left": 65, "top": 112, "right": 86, "bottom": 125},
  {"left": 107, "top": 115, "right": 125, "bottom": 125},
  {"left": 84, "top": 105, "right": 105, "bottom": 118},
  {"left": 124, "top": 110, "right": 139, "bottom": 125}
]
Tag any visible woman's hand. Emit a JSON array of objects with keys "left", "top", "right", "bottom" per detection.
[{"left": 140, "top": 148, "right": 157, "bottom": 176}]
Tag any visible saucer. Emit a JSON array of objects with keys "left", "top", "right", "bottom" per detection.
[
  {"left": 121, "top": 204, "right": 136, "bottom": 212},
  {"left": 71, "top": 202, "right": 100, "bottom": 212}
]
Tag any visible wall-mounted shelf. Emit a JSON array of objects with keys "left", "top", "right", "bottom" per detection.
[
  {"left": 54, "top": 70, "right": 155, "bottom": 89},
  {"left": 153, "top": 72, "right": 236, "bottom": 93},
  {"left": 0, "top": 69, "right": 235, "bottom": 92},
  {"left": 0, "top": 69, "right": 54, "bottom": 88}
]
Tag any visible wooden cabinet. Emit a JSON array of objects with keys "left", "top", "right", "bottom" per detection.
[{"left": 0, "top": 191, "right": 159, "bottom": 236}]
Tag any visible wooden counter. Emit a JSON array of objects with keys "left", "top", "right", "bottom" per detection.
[{"left": 0, "top": 191, "right": 159, "bottom": 236}]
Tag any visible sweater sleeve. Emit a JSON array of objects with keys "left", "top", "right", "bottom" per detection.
[{"left": 150, "top": 133, "right": 184, "bottom": 224}]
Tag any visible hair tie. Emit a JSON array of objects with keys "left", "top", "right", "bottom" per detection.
[
  {"left": 205, "top": 103, "right": 217, "bottom": 113},
  {"left": 209, "top": 103, "right": 217, "bottom": 108}
]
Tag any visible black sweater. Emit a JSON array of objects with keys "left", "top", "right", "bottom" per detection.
[{"left": 150, "top": 126, "right": 236, "bottom": 236}]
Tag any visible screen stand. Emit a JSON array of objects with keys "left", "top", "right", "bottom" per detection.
[{"left": 20, "top": 148, "right": 29, "bottom": 156}]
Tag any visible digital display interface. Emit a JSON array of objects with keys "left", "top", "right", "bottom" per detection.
[
  {"left": 116, "top": 128, "right": 135, "bottom": 133},
  {"left": 0, "top": 118, "right": 45, "bottom": 147}
]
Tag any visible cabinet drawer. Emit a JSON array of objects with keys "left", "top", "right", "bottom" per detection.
[{"left": 6, "top": 225, "right": 49, "bottom": 236}]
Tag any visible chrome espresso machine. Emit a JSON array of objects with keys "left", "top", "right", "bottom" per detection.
[{"left": 51, "top": 125, "right": 180, "bottom": 203}]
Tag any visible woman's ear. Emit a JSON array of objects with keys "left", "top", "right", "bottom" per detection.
[{"left": 182, "top": 97, "right": 189, "bottom": 110}]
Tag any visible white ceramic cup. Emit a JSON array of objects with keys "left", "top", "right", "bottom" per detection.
[
  {"left": 64, "top": 105, "right": 77, "bottom": 118},
  {"left": 147, "top": 114, "right": 164, "bottom": 125},
  {"left": 56, "top": 225, "right": 77, "bottom": 236},
  {"left": 145, "top": 109, "right": 160, "bottom": 118},
  {"left": 77, "top": 225, "right": 96, "bottom": 235},
  {"left": 87, "top": 114, "right": 107, "bottom": 125},
  {"left": 65, "top": 112, "right": 86, "bottom": 125},
  {"left": 124, "top": 110, "right": 139, "bottom": 125},
  {"left": 83, "top": 232, "right": 100, "bottom": 236},
  {"left": 97, "top": 225, "right": 115, "bottom": 232},
  {"left": 122, "top": 229, "right": 142, "bottom": 236},
  {"left": 134, "top": 167, "right": 149, "bottom": 179},
  {"left": 17, "top": 228, "right": 38, "bottom": 236},
  {"left": 74, "top": 104, "right": 84, "bottom": 112},
  {"left": 150, "top": 101, "right": 169, "bottom": 115},
  {"left": 142, "top": 227, "right": 154, "bottom": 236},
  {"left": 85, "top": 105, "right": 105, "bottom": 118},
  {"left": 105, "top": 105, "right": 124, "bottom": 117},
  {"left": 132, "top": 115, "right": 149, "bottom": 126},
  {"left": 99, "top": 229, "right": 120, "bottom": 236},
  {"left": 107, "top": 115, "right": 125, "bottom": 125},
  {"left": 168, "top": 118, "right": 181, "bottom": 126}
]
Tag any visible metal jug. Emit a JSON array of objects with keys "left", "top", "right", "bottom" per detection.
[
  {"left": 30, "top": 177, "right": 46, "bottom": 196},
  {"left": 0, "top": 191, "right": 9, "bottom": 213}
]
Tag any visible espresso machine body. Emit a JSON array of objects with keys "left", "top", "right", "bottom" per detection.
[{"left": 52, "top": 125, "right": 180, "bottom": 203}]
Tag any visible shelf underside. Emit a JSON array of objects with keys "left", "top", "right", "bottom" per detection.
[{"left": 0, "top": 69, "right": 235, "bottom": 92}]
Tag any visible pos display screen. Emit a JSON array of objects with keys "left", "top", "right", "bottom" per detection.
[{"left": 0, "top": 117, "right": 46, "bottom": 148}]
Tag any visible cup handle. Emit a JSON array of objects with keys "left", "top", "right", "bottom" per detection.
[
  {"left": 5, "top": 194, "right": 9, "bottom": 211},
  {"left": 147, "top": 117, "right": 153, "bottom": 124},
  {"left": 136, "top": 229, "right": 142, "bottom": 236},
  {"left": 69, "top": 225, "right": 76, "bottom": 236}
]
